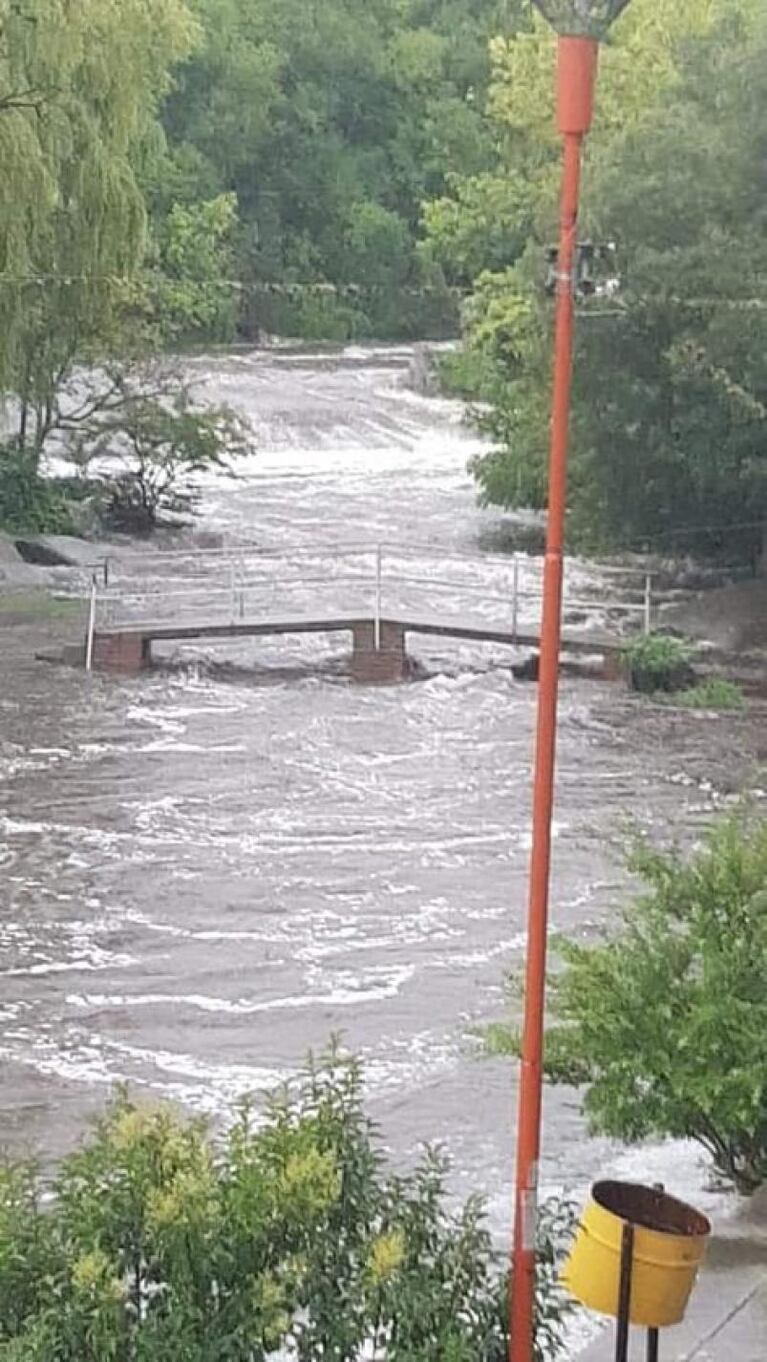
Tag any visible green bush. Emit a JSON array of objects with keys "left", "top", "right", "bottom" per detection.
[
  {"left": 0, "top": 450, "right": 76, "bottom": 534},
  {"left": 437, "top": 345, "right": 493, "bottom": 400},
  {"left": 671, "top": 678, "right": 745, "bottom": 711},
  {"left": 486, "top": 816, "right": 767, "bottom": 1195},
  {"left": 0, "top": 1046, "right": 574, "bottom": 1360},
  {"left": 622, "top": 633, "right": 695, "bottom": 695}
]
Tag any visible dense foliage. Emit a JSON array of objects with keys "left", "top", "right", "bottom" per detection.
[
  {"left": 0, "top": 0, "right": 201, "bottom": 527},
  {"left": 0, "top": 1049, "right": 574, "bottom": 1360},
  {"left": 155, "top": 0, "right": 527, "bottom": 340},
  {"left": 0, "top": 0, "right": 197, "bottom": 446},
  {"left": 439, "top": 0, "right": 767, "bottom": 565},
  {"left": 0, "top": 0, "right": 527, "bottom": 532},
  {"left": 485, "top": 816, "right": 767, "bottom": 1195},
  {"left": 1, "top": 0, "right": 764, "bottom": 553}
]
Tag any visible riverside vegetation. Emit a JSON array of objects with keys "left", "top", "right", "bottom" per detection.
[
  {"left": 2, "top": 0, "right": 767, "bottom": 560},
  {"left": 621, "top": 636, "right": 745, "bottom": 709},
  {"left": 0, "top": 0, "right": 514, "bottom": 536},
  {"left": 436, "top": 0, "right": 767, "bottom": 568},
  {"left": 484, "top": 815, "right": 767, "bottom": 1196}
]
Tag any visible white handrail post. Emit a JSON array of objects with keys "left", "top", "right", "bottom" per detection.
[
  {"left": 85, "top": 575, "right": 97, "bottom": 673},
  {"left": 230, "top": 559, "right": 236, "bottom": 623},
  {"left": 512, "top": 553, "right": 520, "bottom": 642},
  {"left": 374, "top": 544, "right": 382, "bottom": 652},
  {"left": 643, "top": 572, "right": 653, "bottom": 634}
]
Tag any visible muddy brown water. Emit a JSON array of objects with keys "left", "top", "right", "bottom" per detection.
[{"left": 0, "top": 346, "right": 763, "bottom": 1261}]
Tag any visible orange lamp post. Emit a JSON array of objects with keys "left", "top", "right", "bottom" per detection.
[{"left": 509, "top": 5, "right": 633, "bottom": 1362}]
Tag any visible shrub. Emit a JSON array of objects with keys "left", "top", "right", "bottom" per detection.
[
  {"left": 485, "top": 816, "right": 767, "bottom": 1195},
  {"left": 622, "top": 632, "right": 695, "bottom": 695},
  {"left": 0, "top": 1046, "right": 574, "bottom": 1360}
]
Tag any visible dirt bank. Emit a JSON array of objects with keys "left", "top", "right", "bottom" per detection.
[{"left": 662, "top": 578, "right": 767, "bottom": 655}]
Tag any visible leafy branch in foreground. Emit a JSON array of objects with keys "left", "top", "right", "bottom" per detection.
[
  {"left": 485, "top": 815, "right": 767, "bottom": 1195},
  {"left": 0, "top": 1044, "right": 574, "bottom": 1360}
]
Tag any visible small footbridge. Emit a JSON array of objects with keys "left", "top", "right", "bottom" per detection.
[{"left": 83, "top": 543, "right": 655, "bottom": 682}]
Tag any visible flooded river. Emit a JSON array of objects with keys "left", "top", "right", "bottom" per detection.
[{"left": 0, "top": 345, "right": 759, "bottom": 1273}]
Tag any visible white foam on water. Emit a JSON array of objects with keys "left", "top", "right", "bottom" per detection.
[
  {"left": 362, "top": 1028, "right": 461, "bottom": 1096},
  {"left": 4, "top": 950, "right": 136, "bottom": 978},
  {"left": 0, "top": 1032, "right": 120, "bottom": 1090},
  {"left": 427, "top": 932, "right": 528, "bottom": 970},
  {"left": 126, "top": 706, "right": 187, "bottom": 735},
  {"left": 137, "top": 739, "right": 247, "bottom": 754},
  {"left": 117, "top": 906, "right": 290, "bottom": 947},
  {"left": 68, "top": 964, "right": 417, "bottom": 1016},
  {"left": 100, "top": 1039, "right": 288, "bottom": 1112}
]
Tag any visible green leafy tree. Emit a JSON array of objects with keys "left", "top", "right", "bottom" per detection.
[
  {"left": 0, "top": 0, "right": 198, "bottom": 447},
  {"left": 426, "top": 0, "right": 752, "bottom": 283},
  {"left": 63, "top": 363, "right": 254, "bottom": 532},
  {"left": 146, "top": 192, "right": 239, "bottom": 342},
  {"left": 434, "top": 0, "right": 767, "bottom": 566},
  {"left": 0, "top": 0, "right": 198, "bottom": 532},
  {"left": 486, "top": 816, "right": 767, "bottom": 1195},
  {"left": 159, "top": 0, "right": 521, "bottom": 337}
]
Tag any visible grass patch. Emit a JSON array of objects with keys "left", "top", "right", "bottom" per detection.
[
  {"left": 669, "top": 677, "right": 745, "bottom": 711},
  {"left": 0, "top": 590, "right": 82, "bottom": 622}
]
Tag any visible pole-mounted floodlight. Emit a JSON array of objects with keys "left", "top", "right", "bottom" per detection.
[
  {"left": 509, "top": 2, "right": 634, "bottom": 1361},
  {"left": 531, "top": 0, "right": 632, "bottom": 38}
]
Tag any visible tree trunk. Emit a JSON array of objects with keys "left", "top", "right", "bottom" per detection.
[{"left": 17, "top": 398, "right": 29, "bottom": 454}]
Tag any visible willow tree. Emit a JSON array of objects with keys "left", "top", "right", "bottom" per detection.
[{"left": 0, "top": 0, "right": 197, "bottom": 464}]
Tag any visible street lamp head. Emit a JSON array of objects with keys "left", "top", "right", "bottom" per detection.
[{"left": 531, "top": 0, "right": 633, "bottom": 38}]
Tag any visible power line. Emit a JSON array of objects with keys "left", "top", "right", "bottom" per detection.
[
  {"left": 613, "top": 516, "right": 766, "bottom": 555},
  {"left": 0, "top": 274, "right": 469, "bottom": 298}
]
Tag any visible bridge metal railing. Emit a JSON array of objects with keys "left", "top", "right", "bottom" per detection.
[{"left": 83, "top": 542, "right": 655, "bottom": 671}]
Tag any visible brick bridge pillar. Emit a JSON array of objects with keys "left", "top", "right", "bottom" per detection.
[
  {"left": 351, "top": 621, "right": 408, "bottom": 684},
  {"left": 91, "top": 631, "right": 151, "bottom": 675},
  {"left": 601, "top": 649, "right": 626, "bottom": 683}
]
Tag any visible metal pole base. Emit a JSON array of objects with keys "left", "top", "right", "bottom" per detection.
[{"left": 614, "top": 1221, "right": 661, "bottom": 1362}]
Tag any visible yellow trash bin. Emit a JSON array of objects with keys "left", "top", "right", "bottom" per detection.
[{"left": 563, "top": 1180, "right": 711, "bottom": 1329}]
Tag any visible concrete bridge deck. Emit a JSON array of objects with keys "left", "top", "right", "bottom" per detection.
[{"left": 90, "top": 613, "right": 626, "bottom": 682}]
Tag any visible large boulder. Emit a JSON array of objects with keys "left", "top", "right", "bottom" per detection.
[
  {"left": 14, "top": 534, "right": 108, "bottom": 571},
  {"left": 406, "top": 344, "right": 440, "bottom": 396},
  {"left": 0, "top": 535, "right": 53, "bottom": 587}
]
